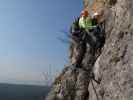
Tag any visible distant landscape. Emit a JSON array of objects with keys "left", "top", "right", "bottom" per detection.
[{"left": 0, "top": 83, "right": 50, "bottom": 100}]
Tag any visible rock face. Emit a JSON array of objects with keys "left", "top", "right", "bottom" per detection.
[
  {"left": 45, "top": 0, "right": 133, "bottom": 100},
  {"left": 96, "top": 0, "right": 133, "bottom": 100}
]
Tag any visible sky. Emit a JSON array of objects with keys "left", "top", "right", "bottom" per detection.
[{"left": 0, "top": 0, "right": 83, "bottom": 85}]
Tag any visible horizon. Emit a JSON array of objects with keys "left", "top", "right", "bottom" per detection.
[{"left": 0, "top": 0, "right": 83, "bottom": 85}]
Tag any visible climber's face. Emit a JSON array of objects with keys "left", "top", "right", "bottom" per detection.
[
  {"left": 81, "top": 10, "right": 89, "bottom": 18},
  {"left": 93, "top": 12, "right": 98, "bottom": 18}
]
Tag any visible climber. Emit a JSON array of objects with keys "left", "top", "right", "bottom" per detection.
[
  {"left": 70, "top": 9, "right": 99, "bottom": 43},
  {"left": 69, "top": 9, "right": 105, "bottom": 68},
  {"left": 78, "top": 9, "right": 99, "bottom": 48},
  {"left": 70, "top": 9, "right": 100, "bottom": 47},
  {"left": 78, "top": 7, "right": 105, "bottom": 51},
  {"left": 69, "top": 10, "right": 94, "bottom": 68},
  {"left": 69, "top": 17, "right": 86, "bottom": 68},
  {"left": 70, "top": 9, "right": 97, "bottom": 38}
]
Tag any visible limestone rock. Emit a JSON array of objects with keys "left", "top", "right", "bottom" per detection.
[
  {"left": 45, "top": 0, "right": 133, "bottom": 100},
  {"left": 45, "top": 65, "right": 90, "bottom": 100},
  {"left": 86, "top": 0, "right": 133, "bottom": 100}
]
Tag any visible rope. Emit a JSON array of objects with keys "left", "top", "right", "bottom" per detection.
[{"left": 90, "top": 79, "right": 100, "bottom": 100}]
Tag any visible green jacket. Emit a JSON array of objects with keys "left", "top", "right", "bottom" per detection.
[{"left": 79, "top": 17, "right": 96, "bottom": 30}]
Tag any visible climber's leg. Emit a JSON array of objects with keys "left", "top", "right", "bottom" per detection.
[
  {"left": 84, "top": 31, "right": 97, "bottom": 48},
  {"left": 75, "top": 41, "right": 86, "bottom": 67},
  {"left": 70, "top": 38, "right": 86, "bottom": 68},
  {"left": 82, "top": 43, "right": 96, "bottom": 71}
]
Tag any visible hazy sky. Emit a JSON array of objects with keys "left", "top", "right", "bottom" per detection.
[{"left": 0, "top": 0, "right": 83, "bottom": 85}]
